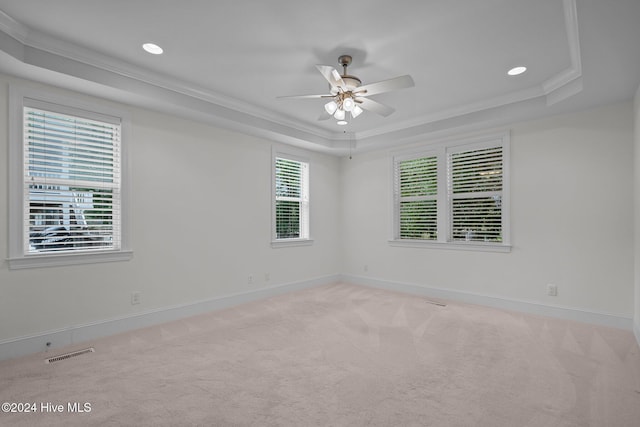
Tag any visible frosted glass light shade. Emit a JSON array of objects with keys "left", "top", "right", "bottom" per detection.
[
  {"left": 324, "top": 101, "right": 338, "bottom": 115},
  {"left": 507, "top": 66, "right": 527, "bottom": 76},
  {"left": 333, "top": 109, "right": 345, "bottom": 120},
  {"left": 351, "top": 105, "right": 363, "bottom": 118},
  {"left": 343, "top": 97, "right": 355, "bottom": 112},
  {"left": 142, "top": 43, "right": 163, "bottom": 54}
]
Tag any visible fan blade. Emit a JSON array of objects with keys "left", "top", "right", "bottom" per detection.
[
  {"left": 357, "top": 97, "right": 395, "bottom": 117},
  {"left": 316, "top": 65, "right": 345, "bottom": 88},
  {"left": 277, "top": 94, "right": 332, "bottom": 99},
  {"left": 354, "top": 75, "right": 414, "bottom": 97}
]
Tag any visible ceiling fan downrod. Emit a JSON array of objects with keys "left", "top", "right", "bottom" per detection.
[{"left": 338, "top": 55, "right": 352, "bottom": 76}]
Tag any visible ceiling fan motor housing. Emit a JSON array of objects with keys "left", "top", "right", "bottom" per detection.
[{"left": 342, "top": 76, "right": 361, "bottom": 90}]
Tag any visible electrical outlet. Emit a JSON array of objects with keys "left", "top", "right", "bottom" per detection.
[
  {"left": 248, "top": 275, "right": 253, "bottom": 284},
  {"left": 546, "top": 284, "right": 558, "bottom": 297},
  {"left": 131, "top": 291, "right": 141, "bottom": 305}
]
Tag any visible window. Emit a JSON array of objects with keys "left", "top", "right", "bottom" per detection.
[
  {"left": 448, "top": 144, "right": 504, "bottom": 243},
  {"left": 9, "top": 86, "right": 132, "bottom": 268},
  {"left": 398, "top": 155, "right": 438, "bottom": 240},
  {"left": 272, "top": 152, "right": 310, "bottom": 246},
  {"left": 392, "top": 132, "right": 510, "bottom": 251}
]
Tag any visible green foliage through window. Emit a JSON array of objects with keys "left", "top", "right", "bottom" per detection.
[
  {"left": 394, "top": 138, "right": 507, "bottom": 246},
  {"left": 275, "top": 157, "right": 308, "bottom": 240},
  {"left": 398, "top": 155, "right": 438, "bottom": 240}
]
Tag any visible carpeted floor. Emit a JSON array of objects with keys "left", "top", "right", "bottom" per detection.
[{"left": 1, "top": 282, "right": 639, "bottom": 426}]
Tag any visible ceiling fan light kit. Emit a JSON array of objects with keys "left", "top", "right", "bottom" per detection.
[
  {"left": 342, "top": 96, "right": 355, "bottom": 111},
  {"left": 324, "top": 100, "right": 338, "bottom": 115},
  {"left": 279, "top": 54, "right": 415, "bottom": 125},
  {"left": 507, "top": 65, "right": 527, "bottom": 76}
]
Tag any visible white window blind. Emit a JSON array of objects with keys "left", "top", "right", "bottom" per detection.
[
  {"left": 391, "top": 132, "right": 509, "bottom": 251},
  {"left": 23, "top": 106, "right": 121, "bottom": 254},
  {"left": 396, "top": 155, "right": 438, "bottom": 240},
  {"left": 275, "top": 157, "right": 309, "bottom": 239},
  {"left": 448, "top": 145, "right": 503, "bottom": 242}
]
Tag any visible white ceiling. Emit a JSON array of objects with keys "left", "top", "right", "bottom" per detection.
[{"left": 0, "top": 0, "right": 639, "bottom": 155}]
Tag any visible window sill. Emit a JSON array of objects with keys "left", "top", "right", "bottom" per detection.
[
  {"left": 8, "top": 250, "right": 134, "bottom": 270},
  {"left": 388, "top": 239, "right": 511, "bottom": 253},
  {"left": 271, "top": 239, "right": 314, "bottom": 249}
]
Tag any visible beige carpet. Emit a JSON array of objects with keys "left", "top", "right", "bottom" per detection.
[{"left": 1, "top": 282, "right": 639, "bottom": 426}]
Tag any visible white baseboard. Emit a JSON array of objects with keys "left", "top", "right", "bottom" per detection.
[
  {"left": 342, "top": 274, "right": 634, "bottom": 331},
  {"left": 2, "top": 274, "right": 634, "bottom": 362},
  {"left": 0, "top": 274, "right": 339, "bottom": 362}
]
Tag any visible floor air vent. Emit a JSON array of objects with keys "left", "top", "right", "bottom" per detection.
[
  {"left": 425, "top": 300, "right": 447, "bottom": 307},
  {"left": 45, "top": 347, "right": 95, "bottom": 364}
]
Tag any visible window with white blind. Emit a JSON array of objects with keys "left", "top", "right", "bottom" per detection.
[
  {"left": 391, "top": 133, "right": 510, "bottom": 251},
  {"left": 397, "top": 155, "right": 438, "bottom": 240},
  {"left": 272, "top": 152, "right": 311, "bottom": 246},
  {"left": 448, "top": 145, "right": 504, "bottom": 243},
  {"left": 9, "top": 86, "right": 132, "bottom": 268}
]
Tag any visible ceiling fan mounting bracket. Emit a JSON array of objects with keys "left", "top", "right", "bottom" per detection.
[{"left": 338, "top": 55, "right": 353, "bottom": 68}]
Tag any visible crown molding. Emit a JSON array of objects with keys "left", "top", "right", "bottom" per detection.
[
  {"left": 0, "top": 11, "right": 339, "bottom": 148},
  {"left": 0, "top": 0, "right": 582, "bottom": 155},
  {"left": 356, "top": 0, "right": 582, "bottom": 145},
  {"left": 0, "top": 9, "right": 27, "bottom": 40}
]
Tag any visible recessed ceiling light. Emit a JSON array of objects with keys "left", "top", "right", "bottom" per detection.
[
  {"left": 337, "top": 120, "right": 348, "bottom": 126},
  {"left": 142, "top": 43, "right": 163, "bottom": 55},
  {"left": 507, "top": 66, "right": 527, "bottom": 76}
]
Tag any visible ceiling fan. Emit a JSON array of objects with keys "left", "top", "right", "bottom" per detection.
[{"left": 279, "top": 55, "right": 415, "bottom": 124}]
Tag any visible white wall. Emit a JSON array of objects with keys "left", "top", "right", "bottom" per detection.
[
  {"left": 634, "top": 84, "right": 640, "bottom": 345},
  {"left": 1, "top": 72, "right": 637, "bottom": 359},
  {"left": 342, "top": 102, "right": 635, "bottom": 322},
  {"left": 0, "top": 75, "right": 342, "bottom": 353}
]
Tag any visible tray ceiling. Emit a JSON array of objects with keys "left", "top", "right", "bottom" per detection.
[{"left": 0, "top": 0, "right": 638, "bottom": 154}]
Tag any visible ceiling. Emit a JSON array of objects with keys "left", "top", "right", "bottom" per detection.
[{"left": 0, "top": 0, "right": 639, "bottom": 155}]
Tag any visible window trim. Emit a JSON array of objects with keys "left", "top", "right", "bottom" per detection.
[
  {"left": 389, "top": 131, "right": 511, "bottom": 252},
  {"left": 271, "top": 147, "right": 313, "bottom": 248},
  {"left": 8, "top": 85, "right": 133, "bottom": 269}
]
